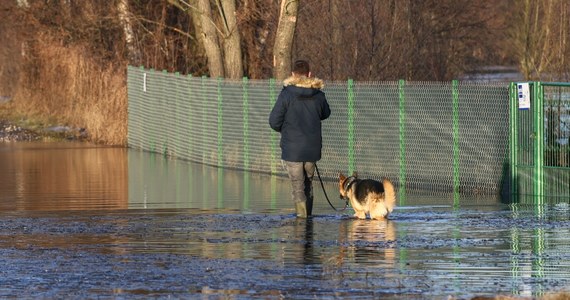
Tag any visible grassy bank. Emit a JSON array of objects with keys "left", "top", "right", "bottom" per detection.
[
  {"left": 6, "top": 41, "right": 128, "bottom": 145},
  {"left": 0, "top": 38, "right": 128, "bottom": 144},
  {"left": 0, "top": 4, "right": 128, "bottom": 146}
]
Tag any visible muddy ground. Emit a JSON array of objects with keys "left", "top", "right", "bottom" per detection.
[
  {"left": 0, "top": 118, "right": 86, "bottom": 142},
  {"left": 0, "top": 120, "right": 41, "bottom": 142}
]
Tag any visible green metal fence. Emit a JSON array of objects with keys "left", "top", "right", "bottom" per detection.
[
  {"left": 510, "top": 82, "right": 570, "bottom": 203},
  {"left": 127, "top": 66, "right": 511, "bottom": 198}
]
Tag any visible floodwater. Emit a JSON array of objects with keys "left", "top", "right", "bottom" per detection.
[{"left": 1, "top": 142, "right": 570, "bottom": 299}]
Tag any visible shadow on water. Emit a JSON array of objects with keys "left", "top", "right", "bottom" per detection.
[{"left": 1, "top": 143, "right": 570, "bottom": 299}]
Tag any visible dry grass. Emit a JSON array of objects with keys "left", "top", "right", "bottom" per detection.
[{"left": 10, "top": 35, "right": 127, "bottom": 145}]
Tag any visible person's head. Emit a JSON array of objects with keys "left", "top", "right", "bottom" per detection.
[{"left": 292, "top": 60, "right": 311, "bottom": 77}]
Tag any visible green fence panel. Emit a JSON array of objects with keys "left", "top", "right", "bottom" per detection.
[
  {"left": 510, "top": 82, "right": 570, "bottom": 202},
  {"left": 541, "top": 83, "right": 570, "bottom": 200},
  {"left": 127, "top": 66, "right": 515, "bottom": 195}
]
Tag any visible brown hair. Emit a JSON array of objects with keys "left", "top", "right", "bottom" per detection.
[{"left": 292, "top": 60, "right": 310, "bottom": 76}]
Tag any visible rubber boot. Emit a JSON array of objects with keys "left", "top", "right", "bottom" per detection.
[
  {"left": 306, "top": 196, "right": 313, "bottom": 217},
  {"left": 295, "top": 201, "right": 307, "bottom": 218}
]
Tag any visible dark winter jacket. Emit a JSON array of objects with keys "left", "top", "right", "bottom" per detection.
[{"left": 269, "top": 75, "right": 331, "bottom": 162}]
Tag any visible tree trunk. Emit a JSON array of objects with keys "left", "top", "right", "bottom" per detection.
[
  {"left": 273, "top": 0, "right": 298, "bottom": 80},
  {"left": 197, "top": 0, "right": 225, "bottom": 78},
  {"left": 117, "top": 0, "right": 141, "bottom": 65},
  {"left": 16, "top": 0, "right": 28, "bottom": 8},
  {"left": 187, "top": 0, "right": 206, "bottom": 69},
  {"left": 217, "top": 0, "right": 243, "bottom": 79},
  {"left": 330, "top": 0, "right": 342, "bottom": 80}
]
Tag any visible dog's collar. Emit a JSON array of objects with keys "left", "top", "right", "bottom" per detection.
[{"left": 342, "top": 176, "right": 358, "bottom": 194}]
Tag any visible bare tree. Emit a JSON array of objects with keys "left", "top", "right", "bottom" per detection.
[
  {"left": 196, "top": 0, "right": 225, "bottom": 77},
  {"left": 167, "top": 0, "right": 243, "bottom": 79},
  {"left": 217, "top": 0, "right": 243, "bottom": 78},
  {"left": 237, "top": 0, "right": 277, "bottom": 79},
  {"left": 301, "top": 0, "right": 502, "bottom": 81},
  {"left": 132, "top": 0, "right": 519, "bottom": 81},
  {"left": 510, "top": 0, "right": 570, "bottom": 80},
  {"left": 329, "top": 0, "right": 342, "bottom": 80},
  {"left": 118, "top": 0, "right": 141, "bottom": 65},
  {"left": 16, "top": 0, "right": 28, "bottom": 8},
  {"left": 273, "top": 0, "right": 298, "bottom": 80}
]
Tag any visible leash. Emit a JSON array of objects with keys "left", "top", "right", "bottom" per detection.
[{"left": 314, "top": 163, "right": 349, "bottom": 211}]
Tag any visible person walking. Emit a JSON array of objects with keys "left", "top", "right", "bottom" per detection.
[{"left": 269, "top": 60, "right": 331, "bottom": 218}]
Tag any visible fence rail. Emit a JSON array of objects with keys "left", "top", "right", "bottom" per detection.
[{"left": 127, "top": 66, "right": 511, "bottom": 198}]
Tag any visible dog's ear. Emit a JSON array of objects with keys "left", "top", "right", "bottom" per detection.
[
  {"left": 339, "top": 173, "right": 345, "bottom": 180},
  {"left": 352, "top": 171, "right": 358, "bottom": 178}
]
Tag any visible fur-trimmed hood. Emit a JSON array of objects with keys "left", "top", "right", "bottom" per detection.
[
  {"left": 269, "top": 73, "right": 331, "bottom": 162},
  {"left": 283, "top": 75, "right": 324, "bottom": 90}
]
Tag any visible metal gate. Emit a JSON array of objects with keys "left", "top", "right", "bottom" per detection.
[{"left": 510, "top": 82, "right": 570, "bottom": 203}]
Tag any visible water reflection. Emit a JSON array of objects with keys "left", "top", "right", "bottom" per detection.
[
  {"left": 0, "top": 143, "right": 506, "bottom": 213},
  {"left": 336, "top": 219, "right": 397, "bottom": 265},
  {"left": 285, "top": 218, "right": 321, "bottom": 265},
  {"left": 126, "top": 150, "right": 338, "bottom": 214},
  {"left": 0, "top": 143, "right": 313, "bottom": 213},
  {"left": 2, "top": 143, "right": 570, "bottom": 298},
  {"left": 0, "top": 142, "right": 128, "bottom": 211}
]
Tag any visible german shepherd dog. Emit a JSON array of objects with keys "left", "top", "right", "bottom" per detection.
[{"left": 339, "top": 172, "right": 396, "bottom": 220}]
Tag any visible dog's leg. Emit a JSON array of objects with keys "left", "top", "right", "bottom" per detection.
[
  {"left": 369, "top": 204, "right": 388, "bottom": 220},
  {"left": 370, "top": 214, "right": 387, "bottom": 220},
  {"left": 351, "top": 200, "right": 366, "bottom": 219},
  {"left": 353, "top": 210, "right": 366, "bottom": 219}
]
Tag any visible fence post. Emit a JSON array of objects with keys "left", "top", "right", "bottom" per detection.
[
  {"left": 161, "top": 70, "right": 168, "bottom": 157},
  {"left": 269, "top": 78, "right": 277, "bottom": 174},
  {"left": 533, "top": 82, "right": 544, "bottom": 203},
  {"left": 452, "top": 80, "right": 460, "bottom": 200},
  {"left": 201, "top": 76, "right": 207, "bottom": 163},
  {"left": 217, "top": 77, "right": 223, "bottom": 168},
  {"left": 149, "top": 68, "right": 156, "bottom": 153},
  {"left": 243, "top": 77, "right": 250, "bottom": 170},
  {"left": 138, "top": 66, "right": 146, "bottom": 149},
  {"left": 398, "top": 79, "right": 407, "bottom": 203},
  {"left": 187, "top": 74, "right": 193, "bottom": 160},
  {"left": 508, "top": 82, "right": 518, "bottom": 200},
  {"left": 347, "top": 79, "right": 355, "bottom": 174},
  {"left": 242, "top": 68, "right": 250, "bottom": 212},
  {"left": 174, "top": 72, "right": 180, "bottom": 158}
]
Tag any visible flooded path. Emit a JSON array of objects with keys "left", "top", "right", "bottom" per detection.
[{"left": 1, "top": 143, "right": 570, "bottom": 299}]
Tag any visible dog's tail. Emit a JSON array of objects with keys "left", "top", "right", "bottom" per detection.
[{"left": 383, "top": 178, "right": 396, "bottom": 213}]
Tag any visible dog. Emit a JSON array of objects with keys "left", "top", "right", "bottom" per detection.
[{"left": 339, "top": 172, "right": 396, "bottom": 220}]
